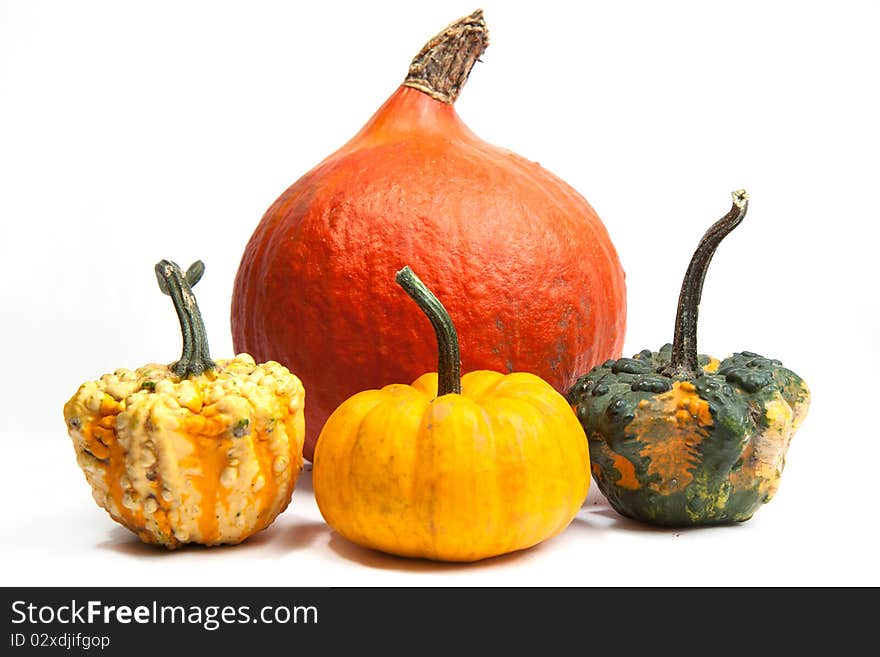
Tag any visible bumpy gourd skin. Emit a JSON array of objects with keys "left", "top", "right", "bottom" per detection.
[
  {"left": 64, "top": 355, "right": 305, "bottom": 548},
  {"left": 566, "top": 345, "right": 810, "bottom": 526}
]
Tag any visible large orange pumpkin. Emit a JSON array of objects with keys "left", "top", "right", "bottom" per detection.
[{"left": 232, "top": 10, "right": 626, "bottom": 459}]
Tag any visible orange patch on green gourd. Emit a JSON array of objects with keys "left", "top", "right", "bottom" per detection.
[
  {"left": 626, "top": 381, "right": 713, "bottom": 495},
  {"left": 702, "top": 358, "right": 721, "bottom": 374},
  {"left": 611, "top": 453, "right": 640, "bottom": 490}
]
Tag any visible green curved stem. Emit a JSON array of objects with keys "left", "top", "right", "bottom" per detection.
[
  {"left": 154, "top": 259, "right": 215, "bottom": 377},
  {"left": 395, "top": 266, "right": 461, "bottom": 396},
  {"left": 661, "top": 190, "right": 749, "bottom": 379}
]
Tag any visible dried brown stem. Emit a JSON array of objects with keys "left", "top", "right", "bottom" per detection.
[{"left": 403, "top": 9, "right": 489, "bottom": 104}]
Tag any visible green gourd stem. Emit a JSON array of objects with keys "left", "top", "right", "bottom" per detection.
[
  {"left": 154, "top": 259, "right": 215, "bottom": 377},
  {"left": 395, "top": 266, "right": 462, "bottom": 396},
  {"left": 661, "top": 190, "right": 749, "bottom": 379}
]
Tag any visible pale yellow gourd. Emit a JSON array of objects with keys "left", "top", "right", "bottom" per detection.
[{"left": 63, "top": 260, "right": 305, "bottom": 548}]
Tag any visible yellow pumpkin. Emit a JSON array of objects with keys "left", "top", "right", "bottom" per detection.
[{"left": 313, "top": 267, "right": 590, "bottom": 562}]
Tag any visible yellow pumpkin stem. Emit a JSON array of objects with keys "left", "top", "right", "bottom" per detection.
[{"left": 395, "top": 266, "right": 462, "bottom": 396}]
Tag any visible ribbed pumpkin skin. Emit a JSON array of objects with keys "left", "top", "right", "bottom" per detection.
[
  {"left": 313, "top": 370, "right": 591, "bottom": 562},
  {"left": 232, "top": 87, "right": 626, "bottom": 459}
]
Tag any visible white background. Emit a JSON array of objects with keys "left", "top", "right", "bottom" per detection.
[{"left": 1, "top": 0, "right": 878, "bottom": 586}]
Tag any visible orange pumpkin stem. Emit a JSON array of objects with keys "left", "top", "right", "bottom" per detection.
[
  {"left": 403, "top": 9, "right": 488, "bottom": 104},
  {"left": 395, "top": 266, "right": 462, "bottom": 396},
  {"left": 661, "top": 190, "right": 749, "bottom": 379}
]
